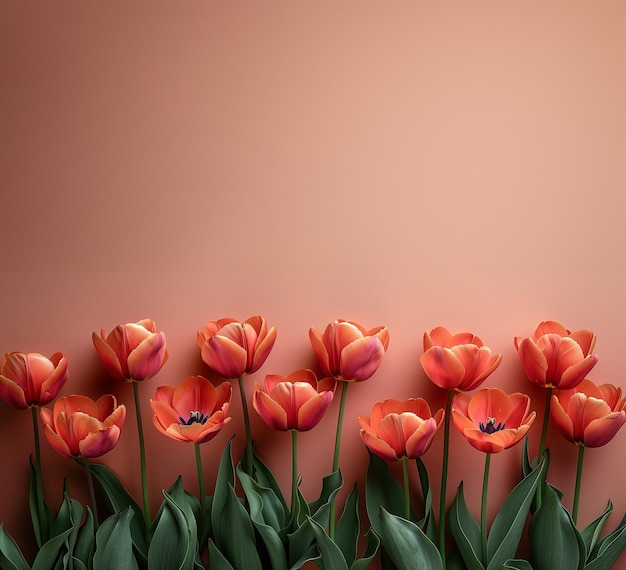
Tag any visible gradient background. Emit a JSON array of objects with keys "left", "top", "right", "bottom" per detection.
[{"left": 2, "top": 1, "right": 626, "bottom": 565}]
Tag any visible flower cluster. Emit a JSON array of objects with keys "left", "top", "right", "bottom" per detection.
[{"left": 1, "top": 317, "right": 625, "bottom": 570}]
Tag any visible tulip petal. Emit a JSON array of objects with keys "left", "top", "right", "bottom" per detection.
[
  {"left": 558, "top": 355, "right": 599, "bottom": 390},
  {"left": 128, "top": 332, "right": 168, "bottom": 381},
  {"left": 92, "top": 332, "right": 126, "bottom": 381},
  {"left": 0, "top": 375, "right": 28, "bottom": 409},
  {"left": 79, "top": 426, "right": 121, "bottom": 458},
  {"left": 420, "top": 347, "right": 465, "bottom": 390},
  {"left": 584, "top": 412, "right": 626, "bottom": 447},
  {"left": 202, "top": 336, "right": 248, "bottom": 378},
  {"left": 339, "top": 336, "right": 385, "bottom": 382},
  {"left": 253, "top": 389, "right": 289, "bottom": 431},
  {"left": 297, "top": 391, "right": 333, "bottom": 431},
  {"left": 516, "top": 338, "right": 549, "bottom": 385},
  {"left": 360, "top": 430, "right": 399, "bottom": 462},
  {"left": 309, "top": 328, "right": 332, "bottom": 377}
]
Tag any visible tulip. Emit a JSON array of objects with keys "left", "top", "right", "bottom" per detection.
[
  {"left": 93, "top": 319, "right": 168, "bottom": 528},
  {"left": 252, "top": 369, "right": 335, "bottom": 432},
  {"left": 358, "top": 398, "right": 444, "bottom": 462},
  {"left": 197, "top": 316, "right": 277, "bottom": 379},
  {"left": 198, "top": 315, "right": 277, "bottom": 476},
  {"left": 514, "top": 320, "right": 599, "bottom": 463},
  {"left": 452, "top": 388, "right": 536, "bottom": 562},
  {"left": 309, "top": 319, "right": 389, "bottom": 383},
  {"left": 40, "top": 394, "right": 126, "bottom": 459},
  {"left": 151, "top": 376, "right": 232, "bottom": 444},
  {"left": 452, "top": 388, "right": 536, "bottom": 454},
  {"left": 549, "top": 379, "right": 626, "bottom": 524},
  {"left": 253, "top": 369, "right": 334, "bottom": 514},
  {"left": 550, "top": 379, "right": 626, "bottom": 448},
  {"left": 420, "top": 326, "right": 502, "bottom": 392},
  {"left": 92, "top": 319, "right": 168, "bottom": 383},
  {"left": 309, "top": 319, "right": 389, "bottom": 538},
  {"left": 0, "top": 351, "right": 68, "bottom": 410},
  {"left": 359, "top": 398, "right": 444, "bottom": 520},
  {"left": 514, "top": 320, "right": 597, "bottom": 390}
]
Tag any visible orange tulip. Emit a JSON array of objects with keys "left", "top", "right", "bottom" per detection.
[
  {"left": 40, "top": 395, "right": 126, "bottom": 458},
  {"left": 514, "top": 321, "right": 598, "bottom": 389},
  {"left": 420, "top": 326, "right": 501, "bottom": 391},
  {"left": 92, "top": 319, "right": 168, "bottom": 383},
  {"left": 452, "top": 388, "right": 536, "bottom": 454},
  {"left": 252, "top": 369, "right": 335, "bottom": 431},
  {"left": 0, "top": 351, "right": 68, "bottom": 409},
  {"left": 151, "top": 376, "right": 232, "bottom": 444},
  {"left": 358, "top": 398, "right": 444, "bottom": 461},
  {"left": 198, "top": 316, "right": 277, "bottom": 379},
  {"left": 309, "top": 320, "right": 390, "bottom": 383},
  {"left": 550, "top": 379, "right": 626, "bottom": 447}
]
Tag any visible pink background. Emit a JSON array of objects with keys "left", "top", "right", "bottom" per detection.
[{"left": 2, "top": 0, "right": 626, "bottom": 565}]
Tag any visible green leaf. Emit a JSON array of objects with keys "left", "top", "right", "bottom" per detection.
[
  {"left": 29, "top": 457, "right": 51, "bottom": 547},
  {"left": 365, "top": 451, "right": 407, "bottom": 537},
  {"left": 32, "top": 528, "right": 73, "bottom": 570},
  {"left": 379, "top": 508, "right": 443, "bottom": 570},
  {"left": 529, "top": 484, "right": 583, "bottom": 570},
  {"left": 581, "top": 501, "right": 612, "bottom": 560},
  {"left": 93, "top": 508, "right": 138, "bottom": 570},
  {"left": 210, "top": 439, "right": 236, "bottom": 537},
  {"left": 503, "top": 560, "right": 533, "bottom": 570},
  {"left": 89, "top": 462, "right": 147, "bottom": 558},
  {"left": 308, "top": 469, "right": 343, "bottom": 521},
  {"left": 486, "top": 457, "right": 544, "bottom": 570},
  {"left": 448, "top": 483, "right": 483, "bottom": 570},
  {"left": 586, "top": 513, "right": 626, "bottom": 570},
  {"left": 335, "top": 486, "right": 360, "bottom": 567},
  {"left": 213, "top": 483, "right": 262, "bottom": 570},
  {"left": 148, "top": 491, "right": 197, "bottom": 570},
  {"left": 252, "top": 452, "right": 289, "bottom": 513},
  {"left": 207, "top": 540, "right": 234, "bottom": 570},
  {"left": 307, "top": 516, "right": 349, "bottom": 570},
  {"left": 236, "top": 464, "right": 288, "bottom": 570},
  {"left": 0, "top": 524, "right": 30, "bottom": 570},
  {"left": 74, "top": 507, "right": 95, "bottom": 567},
  {"left": 350, "top": 528, "right": 381, "bottom": 570}
]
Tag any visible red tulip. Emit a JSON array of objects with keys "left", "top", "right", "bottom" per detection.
[
  {"left": 309, "top": 320, "right": 389, "bottom": 383},
  {"left": 452, "top": 388, "right": 536, "bottom": 454},
  {"left": 93, "top": 319, "right": 168, "bottom": 383},
  {"left": 198, "top": 316, "right": 277, "bottom": 379},
  {"left": 40, "top": 395, "right": 126, "bottom": 458},
  {"left": 151, "top": 376, "right": 232, "bottom": 444},
  {"left": 0, "top": 351, "right": 68, "bottom": 410},
  {"left": 514, "top": 321, "right": 598, "bottom": 389},
  {"left": 420, "top": 326, "right": 501, "bottom": 391},
  {"left": 358, "top": 398, "right": 444, "bottom": 461},
  {"left": 550, "top": 379, "right": 626, "bottom": 447},
  {"left": 252, "top": 369, "right": 335, "bottom": 431}
]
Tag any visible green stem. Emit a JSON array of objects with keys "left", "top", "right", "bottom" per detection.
[
  {"left": 195, "top": 443, "right": 206, "bottom": 509},
  {"left": 481, "top": 453, "right": 491, "bottom": 565},
  {"left": 237, "top": 376, "right": 254, "bottom": 476},
  {"left": 84, "top": 458, "right": 99, "bottom": 528},
  {"left": 439, "top": 389, "right": 454, "bottom": 566},
  {"left": 291, "top": 429, "right": 299, "bottom": 517},
  {"left": 31, "top": 406, "right": 48, "bottom": 544},
  {"left": 402, "top": 456, "right": 411, "bottom": 520},
  {"left": 329, "top": 381, "right": 350, "bottom": 540},
  {"left": 537, "top": 387, "right": 553, "bottom": 462},
  {"left": 132, "top": 381, "right": 151, "bottom": 533},
  {"left": 572, "top": 444, "right": 585, "bottom": 526}
]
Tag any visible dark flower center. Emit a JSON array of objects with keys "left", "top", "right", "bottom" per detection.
[
  {"left": 479, "top": 416, "right": 505, "bottom": 434},
  {"left": 179, "top": 411, "right": 209, "bottom": 425}
]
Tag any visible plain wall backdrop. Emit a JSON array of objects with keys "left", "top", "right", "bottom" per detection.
[{"left": 2, "top": 1, "right": 626, "bottom": 565}]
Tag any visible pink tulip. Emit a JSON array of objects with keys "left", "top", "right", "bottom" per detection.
[
  {"left": 550, "top": 379, "right": 626, "bottom": 447},
  {"left": 0, "top": 351, "right": 68, "bottom": 409},
  {"left": 309, "top": 320, "right": 389, "bottom": 382},
  {"left": 452, "top": 388, "right": 536, "bottom": 454},
  {"left": 420, "top": 326, "right": 501, "bottom": 391},
  {"left": 151, "top": 376, "right": 232, "bottom": 444},
  {"left": 92, "top": 319, "right": 168, "bottom": 383},
  {"left": 514, "top": 321, "right": 598, "bottom": 389},
  {"left": 358, "top": 398, "right": 444, "bottom": 461},
  {"left": 253, "top": 369, "right": 335, "bottom": 431},
  {"left": 41, "top": 394, "right": 126, "bottom": 458},
  {"left": 198, "top": 316, "right": 277, "bottom": 379}
]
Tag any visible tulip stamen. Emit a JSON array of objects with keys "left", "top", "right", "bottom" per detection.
[
  {"left": 479, "top": 416, "right": 505, "bottom": 434},
  {"left": 180, "top": 411, "right": 209, "bottom": 425}
]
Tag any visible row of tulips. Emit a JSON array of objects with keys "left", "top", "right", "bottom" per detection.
[{"left": 1, "top": 318, "right": 626, "bottom": 569}]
